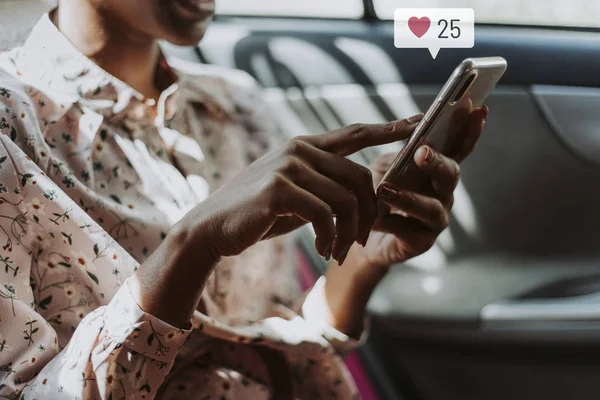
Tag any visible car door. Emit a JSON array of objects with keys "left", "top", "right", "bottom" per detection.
[{"left": 164, "top": 1, "right": 600, "bottom": 399}]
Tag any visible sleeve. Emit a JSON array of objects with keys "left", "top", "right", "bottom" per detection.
[
  {"left": 0, "top": 93, "right": 191, "bottom": 399},
  {"left": 20, "top": 279, "right": 191, "bottom": 400},
  {"left": 300, "top": 277, "right": 369, "bottom": 356}
]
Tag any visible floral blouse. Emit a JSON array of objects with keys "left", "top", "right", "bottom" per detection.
[{"left": 0, "top": 14, "right": 363, "bottom": 400}]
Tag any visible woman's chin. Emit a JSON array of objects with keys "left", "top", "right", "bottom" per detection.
[{"left": 163, "top": 20, "right": 211, "bottom": 46}]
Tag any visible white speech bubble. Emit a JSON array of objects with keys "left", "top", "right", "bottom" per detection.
[{"left": 394, "top": 8, "right": 475, "bottom": 59}]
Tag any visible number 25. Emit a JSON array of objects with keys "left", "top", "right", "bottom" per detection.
[{"left": 438, "top": 19, "right": 461, "bottom": 39}]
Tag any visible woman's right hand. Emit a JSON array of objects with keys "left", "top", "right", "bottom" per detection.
[
  {"left": 180, "top": 115, "right": 424, "bottom": 264},
  {"left": 134, "top": 116, "right": 422, "bottom": 327}
]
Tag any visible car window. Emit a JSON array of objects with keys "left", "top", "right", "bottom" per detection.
[
  {"left": 374, "top": 0, "right": 600, "bottom": 28},
  {"left": 216, "top": 0, "right": 364, "bottom": 19}
]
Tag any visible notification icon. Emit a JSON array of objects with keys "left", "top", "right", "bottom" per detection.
[{"left": 395, "top": 8, "right": 475, "bottom": 59}]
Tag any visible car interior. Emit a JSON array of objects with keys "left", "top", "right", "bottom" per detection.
[{"left": 160, "top": 1, "right": 600, "bottom": 399}]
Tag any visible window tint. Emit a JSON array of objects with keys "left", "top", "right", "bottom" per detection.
[
  {"left": 374, "top": 0, "right": 600, "bottom": 28},
  {"left": 216, "top": 0, "right": 364, "bottom": 19}
]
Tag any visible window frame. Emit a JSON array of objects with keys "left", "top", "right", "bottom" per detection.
[
  {"left": 368, "top": 0, "right": 600, "bottom": 32},
  {"left": 214, "top": 0, "right": 600, "bottom": 33}
]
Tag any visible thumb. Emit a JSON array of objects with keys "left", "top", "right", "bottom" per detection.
[{"left": 311, "top": 113, "right": 424, "bottom": 156}]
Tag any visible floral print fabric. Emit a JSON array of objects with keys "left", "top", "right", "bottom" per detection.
[{"left": 0, "top": 13, "right": 362, "bottom": 400}]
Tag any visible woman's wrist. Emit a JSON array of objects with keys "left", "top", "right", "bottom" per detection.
[
  {"left": 133, "top": 220, "right": 220, "bottom": 327},
  {"left": 323, "top": 244, "right": 390, "bottom": 338}
]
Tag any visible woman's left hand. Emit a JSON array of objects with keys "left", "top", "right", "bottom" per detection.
[
  {"left": 347, "top": 106, "right": 488, "bottom": 269},
  {"left": 323, "top": 106, "right": 488, "bottom": 337}
]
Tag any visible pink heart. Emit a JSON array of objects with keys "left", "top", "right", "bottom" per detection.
[{"left": 408, "top": 16, "right": 431, "bottom": 38}]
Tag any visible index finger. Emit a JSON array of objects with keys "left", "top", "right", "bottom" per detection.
[{"left": 308, "top": 114, "right": 424, "bottom": 156}]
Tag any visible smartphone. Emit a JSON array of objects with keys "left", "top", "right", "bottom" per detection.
[{"left": 376, "top": 57, "right": 507, "bottom": 195}]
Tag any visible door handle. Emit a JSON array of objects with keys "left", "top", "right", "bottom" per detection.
[{"left": 480, "top": 292, "right": 600, "bottom": 322}]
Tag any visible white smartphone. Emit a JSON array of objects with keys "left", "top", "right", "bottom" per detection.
[{"left": 376, "top": 57, "right": 507, "bottom": 195}]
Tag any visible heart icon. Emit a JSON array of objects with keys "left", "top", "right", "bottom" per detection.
[{"left": 408, "top": 16, "right": 431, "bottom": 38}]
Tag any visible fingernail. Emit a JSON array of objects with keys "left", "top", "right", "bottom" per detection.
[
  {"left": 324, "top": 244, "right": 332, "bottom": 261},
  {"left": 482, "top": 105, "right": 489, "bottom": 122},
  {"left": 378, "top": 185, "right": 397, "bottom": 201},
  {"left": 420, "top": 146, "right": 434, "bottom": 164},
  {"left": 360, "top": 231, "right": 370, "bottom": 247},
  {"left": 408, "top": 113, "right": 425, "bottom": 123},
  {"left": 338, "top": 246, "right": 351, "bottom": 266},
  {"left": 425, "top": 147, "right": 434, "bottom": 163}
]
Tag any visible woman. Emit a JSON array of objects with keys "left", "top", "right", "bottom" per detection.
[{"left": 0, "top": 0, "right": 487, "bottom": 398}]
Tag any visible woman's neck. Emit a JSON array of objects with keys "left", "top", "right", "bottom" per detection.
[{"left": 55, "top": 3, "right": 162, "bottom": 101}]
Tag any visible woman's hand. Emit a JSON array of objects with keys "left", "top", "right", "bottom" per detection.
[
  {"left": 135, "top": 117, "right": 423, "bottom": 327},
  {"left": 323, "top": 106, "right": 488, "bottom": 337},
  {"left": 179, "top": 116, "right": 423, "bottom": 264},
  {"left": 350, "top": 106, "right": 488, "bottom": 269}
]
